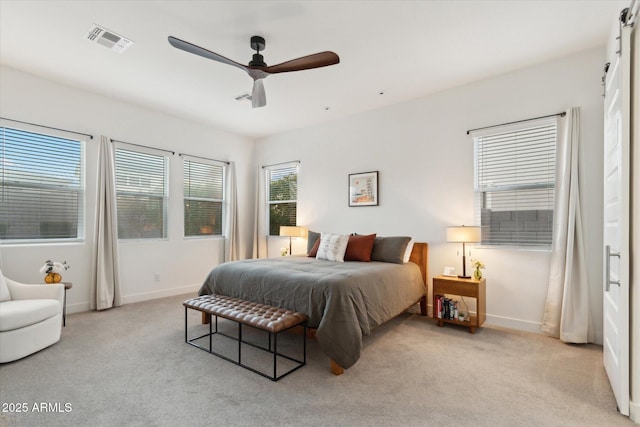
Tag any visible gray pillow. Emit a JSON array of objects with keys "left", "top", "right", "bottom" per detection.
[
  {"left": 371, "top": 236, "right": 412, "bottom": 264},
  {"left": 307, "top": 230, "right": 321, "bottom": 254}
]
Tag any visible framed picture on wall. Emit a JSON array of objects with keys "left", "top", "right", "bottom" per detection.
[{"left": 349, "top": 171, "right": 379, "bottom": 207}]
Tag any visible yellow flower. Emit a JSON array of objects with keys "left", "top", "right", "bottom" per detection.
[{"left": 471, "top": 259, "right": 485, "bottom": 269}]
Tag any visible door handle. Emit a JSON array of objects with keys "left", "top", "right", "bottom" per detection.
[{"left": 606, "top": 245, "right": 621, "bottom": 292}]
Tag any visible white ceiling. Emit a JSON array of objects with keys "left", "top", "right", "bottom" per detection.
[{"left": 0, "top": 0, "right": 628, "bottom": 139}]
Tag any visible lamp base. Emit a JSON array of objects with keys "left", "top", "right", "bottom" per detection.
[{"left": 459, "top": 249, "right": 470, "bottom": 280}]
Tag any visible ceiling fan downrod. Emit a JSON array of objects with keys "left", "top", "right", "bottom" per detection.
[{"left": 249, "top": 35, "right": 266, "bottom": 67}]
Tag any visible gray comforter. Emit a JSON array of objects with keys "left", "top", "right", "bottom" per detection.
[{"left": 198, "top": 256, "right": 425, "bottom": 369}]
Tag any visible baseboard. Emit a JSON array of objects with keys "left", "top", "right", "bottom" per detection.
[
  {"left": 426, "top": 303, "right": 606, "bottom": 342},
  {"left": 67, "top": 301, "right": 91, "bottom": 314},
  {"left": 65, "top": 284, "right": 200, "bottom": 315},
  {"left": 630, "top": 399, "right": 640, "bottom": 424},
  {"left": 427, "top": 303, "right": 543, "bottom": 335},
  {"left": 484, "top": 313, "right": 543, "bottom": 335},
  {"left": 122, "top": 284, "right": 200, "bottom": 305},
  {"left": 486, "top": 314, "right": 603, "bottom": 345}
]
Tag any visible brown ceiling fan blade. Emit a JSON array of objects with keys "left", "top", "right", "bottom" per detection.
[
  {"left": 168, "top": 36, "right": 248, "bottom": 72},
  {"left": 261, "top": 51, "right": 339, "bottom": 74}
]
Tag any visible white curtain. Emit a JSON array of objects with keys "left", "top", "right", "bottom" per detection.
[
  {"left": 224, "top": 162, "right": 239, "bottom": 262},
  {"left": 541, "top": 107, "right": 593, "bottom": 343},
  {"left": 91, "top": 136, "right": 122, "bottom": 310},
  {"left": 252, "top": 167, "right": 268, "bottom": 258}
]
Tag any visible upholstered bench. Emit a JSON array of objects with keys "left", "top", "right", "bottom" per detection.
[{"left": 183, "top": 294, "right": 308, "bottom": 381}]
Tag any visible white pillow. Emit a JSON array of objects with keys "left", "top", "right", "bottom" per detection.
[
  {"left": 403, "top": 238, "right": 415, "bottom": 263},
  {"left": 316, "top": 233, "right": 349, "bottom": 262}
]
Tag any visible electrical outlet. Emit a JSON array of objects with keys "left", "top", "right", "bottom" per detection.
[{"left": 154, "top": 272, "right": 160, "bottom": 282}]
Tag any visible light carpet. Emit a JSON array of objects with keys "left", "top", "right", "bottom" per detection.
[{"left": 0, "top": 293, "right": 633, "bottom": 427}]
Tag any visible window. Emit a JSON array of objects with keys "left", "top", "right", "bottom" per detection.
[
  {"left": 473, "top": 119, "right": 557, "bottom": 247},
  {"left": 115, "top": 145, "right": 168, "bottom": 239},
  {"left": 266, "top": 163, "right": 298, "bottom": 236},
  {"left": 183, "top": 158, "right": 224, "bottom": 237},
  {"left": 0, "top": 125, "right": 84, "bottom": 241}
]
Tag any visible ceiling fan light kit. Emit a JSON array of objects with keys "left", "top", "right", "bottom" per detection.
[{"left": 168, "top": 34, "right": 339, "bottom": 108}]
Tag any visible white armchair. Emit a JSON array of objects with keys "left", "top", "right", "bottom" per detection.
[{"left": 0, "top": 268, "right": 64, "bottom": 363}]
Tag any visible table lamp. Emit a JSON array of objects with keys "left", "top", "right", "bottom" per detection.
[
  {"left": 280, "top": 226, "right": 306, "bottom": 255},
  {"left": 446, "top": 225, "right": 481, "bottom": 279}
]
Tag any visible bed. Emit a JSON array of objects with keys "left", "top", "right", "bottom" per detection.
[{"left": 198, "top": 238, "right": 428, "bottom": 374}]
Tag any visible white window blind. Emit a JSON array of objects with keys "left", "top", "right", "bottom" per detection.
[
  {"left": 473, "top": 119, "right": 557, "bottom": 247},
  {"left": 115, "top": 146, "right": 168, "bottom": 239},
  {"left": 266, "top": 163, "right": 298, "bottom": 236},
  {"left": 183, "top": 159, "right": 224, "bottom": 237},
  {"left": 0, "top": 126, "right": 84, "bottom": 241}
]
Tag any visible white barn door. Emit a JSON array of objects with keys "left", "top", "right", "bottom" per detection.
[{"left": 603, "top": 10, "right": 631, "bottom": 417}]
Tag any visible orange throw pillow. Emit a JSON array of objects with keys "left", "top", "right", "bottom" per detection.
[{"left": 344, "top": 234, "right": 377, "bottom": 262}]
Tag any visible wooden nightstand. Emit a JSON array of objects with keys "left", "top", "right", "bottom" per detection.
[{"left": 432, "top": 275, "right": 486, "bottom": 333}]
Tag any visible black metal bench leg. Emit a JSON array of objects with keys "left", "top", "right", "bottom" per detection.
[
  {"left": 209, "top": 316, "right": 213, "bottom": 352},
  {"left": 303, "top": 322, "right": 307, "bottom": 363},
  {"left": 238, "top": 323, "right": 242, "bottom": 365},
  {"left": 273, "top": 332, "right": 278, "bottom": 380}
]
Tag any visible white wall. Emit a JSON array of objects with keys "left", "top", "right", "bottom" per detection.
[
  {"left": 255, "top": 49, "right": 606, "bottom": 342},
  {"left": 0, "top": 47, "right": 608, "bottom": 341},
  {"left": 0, "top": 65, "right": 255, "bottom": 313}
]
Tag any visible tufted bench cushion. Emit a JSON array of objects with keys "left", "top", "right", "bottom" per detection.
[{"left": 184, "top": 295, "right": 308, "bottom": 334}]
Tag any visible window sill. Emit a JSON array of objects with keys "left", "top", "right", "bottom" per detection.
[
  {"left": 0, "top": 239, "right": 85, "bottom": 247},
  {"left": 183, "top": 235, "right": 225, "bottom": 240},
  {"left": 474, "top": 245, "right": 551, "bottom": 253},
  {"left": 118, "top": 238, "right": 169, "bottom": 243}
]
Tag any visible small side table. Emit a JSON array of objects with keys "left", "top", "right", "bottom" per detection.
[
  {"left": 61, "top": 282, "right": 72, "bottom": 327},
  {"left": 432, "top": 275, "right": 486, "bottom": 333}
]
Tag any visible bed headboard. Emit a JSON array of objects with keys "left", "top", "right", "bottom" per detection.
[{"left": 409, "top": 242, "right": 428, "bottom": 287}]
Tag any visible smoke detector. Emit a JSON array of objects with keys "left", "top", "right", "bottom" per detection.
[{"left": 85, "top": 24, "right": 133, "bottom": 53}]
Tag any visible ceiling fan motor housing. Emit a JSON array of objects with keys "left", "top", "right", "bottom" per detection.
[{"left": 250, "top": 53, "right": 266, "bottom": 67}]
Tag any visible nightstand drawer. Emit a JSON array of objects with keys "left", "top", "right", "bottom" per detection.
[{"left": 433, "top": 278, "right": 479, "bottom": 297}]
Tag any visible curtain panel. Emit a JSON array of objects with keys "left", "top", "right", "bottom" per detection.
[
  {"left": 224, "top": 161, "right": 239, "bottom": 262},
  {"left": 541, "top": 107, "right": 593, "bottom": 343},
  {"left": 252, "top": 167, "right": 268, "bottom": 258},
  {"left": 91, "top": 136, "right": 122, "bottom": 310}
]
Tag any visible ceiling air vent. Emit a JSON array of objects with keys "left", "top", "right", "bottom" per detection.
[
  {"left": 235, "top": 93, "right": 252, "bottom": 102},
  {"left": 85, "top": 24, "right": 133, "bottom": 53}
]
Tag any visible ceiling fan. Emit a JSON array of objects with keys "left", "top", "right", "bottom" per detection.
[{"left": 168, "top": 35, "right": 340, "bottom": 108}]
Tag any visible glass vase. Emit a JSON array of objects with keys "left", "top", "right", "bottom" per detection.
[
  {"left": 45, "top": 272, "right": 62, "bottom": 284},
  {"left": 473, "top": 267, "right": 482, "bottom": 280}
]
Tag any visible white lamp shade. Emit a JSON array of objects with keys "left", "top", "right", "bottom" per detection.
[
  {"left": 280, "top": 226, "right": 306, "bottom": 238},
  {"left": 446, "top": 226, "right": 481, "bottom": 243}
]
